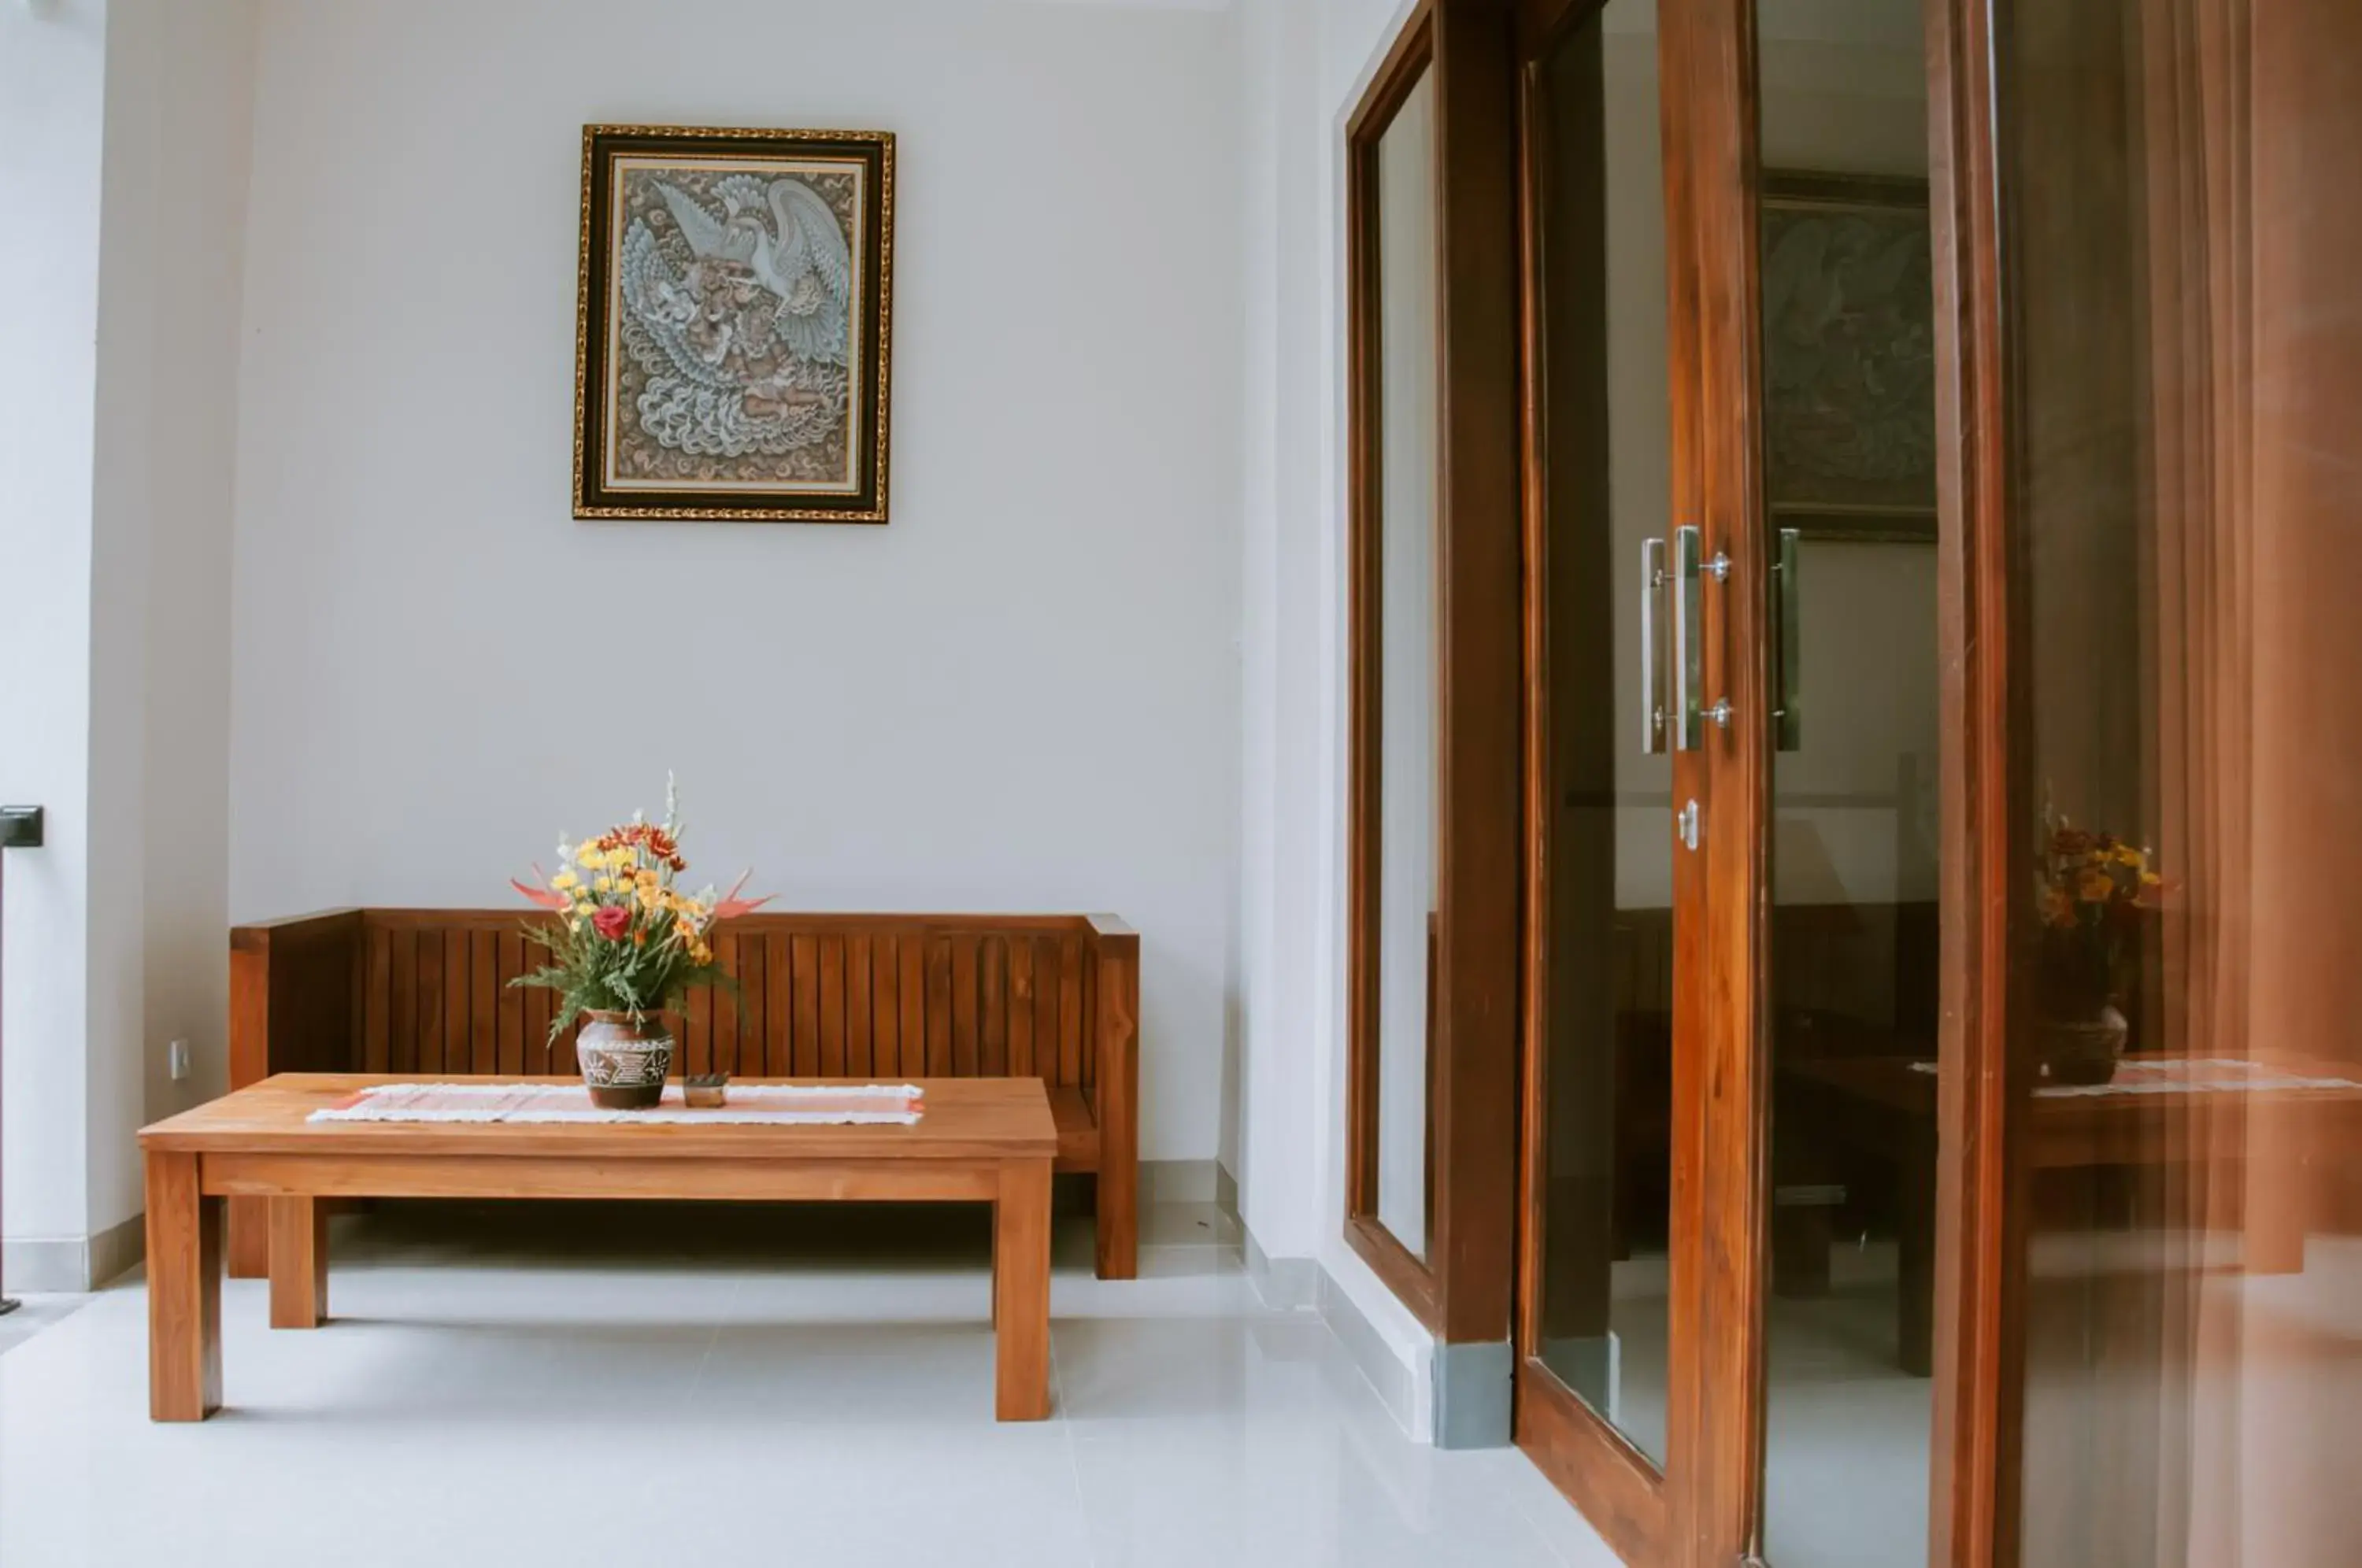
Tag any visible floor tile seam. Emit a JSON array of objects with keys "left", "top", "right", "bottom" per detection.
[{"left": 1046, "top": 1318, "right": 1101, "bottom": 1568}]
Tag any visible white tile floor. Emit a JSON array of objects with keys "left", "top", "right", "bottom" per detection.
[{"left": 0, "top": 1200, "right": 1620, "bottom": 1568}]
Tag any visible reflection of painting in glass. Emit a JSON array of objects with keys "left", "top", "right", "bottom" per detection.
[{"left": 1760, "top": 172, "right": 1934, "bottom": 534}]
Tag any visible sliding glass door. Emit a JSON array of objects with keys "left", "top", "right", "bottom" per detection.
[
  {"left": 1512, "top": 3, "right": 2362, "bottom": 1564},
  {"left": 1512, "top": 1, "right": 1707, "bottom": 1557}
]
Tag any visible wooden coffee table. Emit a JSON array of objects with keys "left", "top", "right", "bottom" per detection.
[{"left": 137, "top": 1074, "right": 1058, "bottom": 1422}]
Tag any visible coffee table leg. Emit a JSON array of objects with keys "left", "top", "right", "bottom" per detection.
[
  {"left": 268, "top": 1196, "right": 328, "bottom": 1329},
  {"left": 146, "top": 1151, "right": 222, "bottom": 1422},
  {"left": 227, "top": 1196, "right": 269, "bottom": 1279},
  {"left": 994, "top": 1158, "right": 1052, "bottom": 1421}
]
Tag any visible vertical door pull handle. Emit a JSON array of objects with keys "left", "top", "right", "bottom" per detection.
[
  {"left": 1641, "top": 538, "right": 1668, "bottom": 754},
  {"left": 1673, "top": 527, "right": 1703, "bottom": 750},
  {"left": 1773, "top": 527, "right": 1802, "bottom": 751}
]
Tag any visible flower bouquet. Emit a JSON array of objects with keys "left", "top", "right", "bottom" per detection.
[
  {"left": 2034, "top": 813, "right": 2164, "bottom": 1084},
  {"left": 510, "top": 785, "right": 767, "bottom": 1108}
]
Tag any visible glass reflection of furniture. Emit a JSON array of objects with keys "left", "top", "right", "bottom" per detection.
[{"left": 1780, "top": 1051, "right": 2362, "bottom": 1375}]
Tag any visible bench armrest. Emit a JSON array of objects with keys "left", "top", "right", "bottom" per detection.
[
  {"left": 1087, "top": 917, "right": 1140, "bottom": 1278},
  {"left": 230, "top": 910, "right": 366, "bottom": 1089}
]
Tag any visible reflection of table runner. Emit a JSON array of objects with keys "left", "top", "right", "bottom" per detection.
[
  {"left": 309, "top": 1082, "right": 925, "bottom": 1126},
  {"left": 1908, "top": 1057, "right": 2362, "bottom": 1099}
]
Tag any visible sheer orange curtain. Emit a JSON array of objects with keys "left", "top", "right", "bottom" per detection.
[
  {"left": 2016, "top": 2, "right": 2362, "bottom": 1563},
  {"left": 2134, "top": 0, "right": 2362, "bottom": 1560},
  {"left": 2225, "top": 0, "right": 2362, "bottom": 1557}
]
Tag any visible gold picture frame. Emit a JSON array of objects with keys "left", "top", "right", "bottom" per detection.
[{"left": 574, "top": 124, "right": 895, "bottom": 523}]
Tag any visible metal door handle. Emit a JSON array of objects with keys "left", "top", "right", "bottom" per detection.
[
  {"left": 1672, "top": 527, "right": 1701, "bottom": 749},
  {"left": 1773, "top": 527, "right": 1801, "bottom": 751},
  {"left": 1641, "top": 538, "right": 1667, "bottom": 754}
]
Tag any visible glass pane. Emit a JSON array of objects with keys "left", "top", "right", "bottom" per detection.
[
  {"left": 1753, "top": 0, "right": 1939, "bottom": 1562},
  {"left": 1374, "top": 70, "right": 1438, "bottom": 1259},
  {"left": 1527, "top": 0, "right": 1675, "bottom": 1464},
  {"left": 2000, "top": 4, "right": 2362, "bottom": 1565}
]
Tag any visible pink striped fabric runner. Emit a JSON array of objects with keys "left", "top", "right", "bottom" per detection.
[{"left": 308, "top": 1082, "right": 925, "bottom": 1126}]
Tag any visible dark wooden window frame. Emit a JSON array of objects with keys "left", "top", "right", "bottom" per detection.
[{"left": 1343, "top": 0, "right": 1524, "bottom": 1344}]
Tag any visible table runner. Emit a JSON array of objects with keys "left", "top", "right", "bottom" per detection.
[{"left": 308, "top": 1082, "right": 926, "bottom": 1126}]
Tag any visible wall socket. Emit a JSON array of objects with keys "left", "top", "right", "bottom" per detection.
[{"left": 167, "top": 1038, "right": 191, "bottom": 1082}]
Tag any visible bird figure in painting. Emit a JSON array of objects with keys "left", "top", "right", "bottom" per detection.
[{"left": 654, "top": 176, "right": 853, "bottom": 366}]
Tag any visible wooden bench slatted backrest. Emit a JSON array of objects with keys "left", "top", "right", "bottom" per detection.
[
  {"left": 327, "top": 918, "right": 1105, "bottom": 1089},
  {"left": 228, "top": 908, "right": 1140, "bottom": 1281}
]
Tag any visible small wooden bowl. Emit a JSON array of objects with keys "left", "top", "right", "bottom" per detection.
[{"left": 683, "top": 1074, "right": 729, "bottom": 1108}]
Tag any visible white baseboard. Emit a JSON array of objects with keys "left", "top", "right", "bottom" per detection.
[
  {"left": 1243, "top": 1227, "right": 1320, "bottom": 1311},
  {"left": 2, "top": 1213, "right": 144, "bottom": 1292},
  {"left": 1317, "top": 1263, "right": 1422, "bottom": 1436}
]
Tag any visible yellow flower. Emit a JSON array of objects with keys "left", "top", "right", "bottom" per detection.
[
  {"left": 2112, "top": 845, "right": 2145, "bottom": 871},
  {"left": 575, "top": 899, "right": 596, "bottom": 918},
  {"left": 2075, "top": 870, "right": 2114, "bottom": 901},
  {"left": 551, "top": 871, "right": 580, "bottom": 891},
  {"left": 607, "top": 847, "right": 635, "bottom": 870},
  {"left": 690, "top": 943, "right": 713, "bottom": 966},
  {"left": 576, "top": 845, "right": 602, "bottom": 868},
  {"left": 593, "top": 876, "right": 613, "bottom": 893},
  {"left": 635, "top": 868, "right": 659, "bottom": 890}
]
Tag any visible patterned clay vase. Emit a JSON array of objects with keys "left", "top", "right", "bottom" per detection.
[{"left": 576, "top": 1011, "right": 674, "bottom": 1110}]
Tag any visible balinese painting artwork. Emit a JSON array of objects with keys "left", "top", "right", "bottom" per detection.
[
  {"left": 576, "top": 128, "right": 894, "bottom": 523},
  {"left": 1757, "top": 170, "right": 1936, "bottom": 542}
]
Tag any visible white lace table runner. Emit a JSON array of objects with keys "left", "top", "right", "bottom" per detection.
[{"left": 308, "top": 1082, "right": 925, "bottom": 1125}]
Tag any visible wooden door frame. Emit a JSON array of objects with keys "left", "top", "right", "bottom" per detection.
[
  {"left": 1685, "top": 0, "right": 1772, "bottom": 1555},
  {"left": 1505, "top": 0, "right": 1702, "bottom": 1562},
  {"left": 1505, "top": 0, "right": 2024, "bottom": 1562},
  {"left": 1686, "top": 0, "right": 2023, "bottom": 1560},
  {"left": 1342, "top": 0, "right": 1525, "bottom": 1346},
  {"left": 1924, "top": 0, "right": 2024, "bottom": 1562}
]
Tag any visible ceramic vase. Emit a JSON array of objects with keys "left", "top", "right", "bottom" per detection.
[{"left": 576, "top": 1011, "right": 674, "bottom": 1110}]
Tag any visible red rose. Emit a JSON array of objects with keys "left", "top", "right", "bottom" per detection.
[{"left": 591, "top": 905, "right": 632, "bottom": 941}]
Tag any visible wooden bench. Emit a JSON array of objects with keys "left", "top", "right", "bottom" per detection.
[
  {"left": 226, "top": 911, "right": 1139, "bottom": 1279},
  {"left": 140, "top": 1074, "right": 1059, "bottom": 1422}
]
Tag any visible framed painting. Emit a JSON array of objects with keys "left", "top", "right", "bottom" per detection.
[
  {"left": 575, "top": 124, "right": 895, "bottom": 523},
  {"left": 1758, "top": 169, "right": 1935, "bottom": 542}
]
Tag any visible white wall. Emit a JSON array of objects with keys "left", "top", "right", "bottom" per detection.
[
  {"left": 1233, "top": 0, "right": 1326, "bottom": 1270},
  {"left": 227, "top": 0, "right": 1243, "bottom": 1162},
  {"left": 0, "top": 0, "right": 254, "bottom": 1285},
  {"left": 1234, "top": 0, "right": 1442, "bottom": 1436},
  {"left": 0, "top": 0, "right": 106, "bottom": 1272},
  {"left": 95, "top": 0, "right": 259, "bottom": 1221}
]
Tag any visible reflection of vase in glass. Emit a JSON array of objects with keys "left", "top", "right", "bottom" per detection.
[
  {"left": 2033, "top": 813, "right": 2163, "bottom": 1085},
  {"left": 2034, "top": 930, "right": 2127, "bottom": 1085}
]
